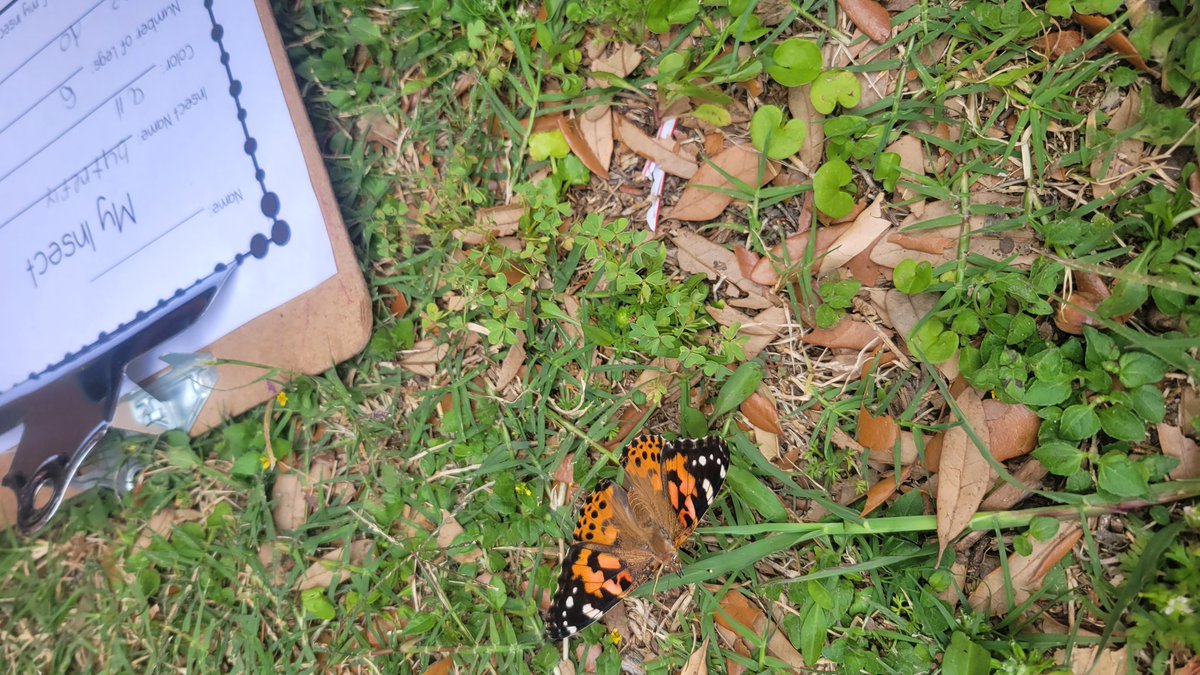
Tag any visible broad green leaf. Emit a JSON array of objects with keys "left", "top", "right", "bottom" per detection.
[
  {"left": 1118, "top": 352, "right": 1167, "bottom": 388},
  {"left": 1128, "top": 385, "right": 1165, "bottom": 423},
  {"left": 1022, "top": 380, "right": 1071, "bottom": 407},
  {"left": 1028, "top": 516, "right": 1060, "bottom": 541},
  {"left": 713, "top": 361, "right": 764, "bottom": 418},
  {"left": 1097, "top": 452, "right": 1149, "bottom": 497},
  {"left": 1059, "top": 404, "right": 1101, "bottom": 441},
  {"left": 943, "top": 632, "right": 990, "bottom": 675},
  {"left": 800, "top": 604, "right": 828, "bottom": 667},
  {"left": 1098, "top": 405, "right": 1145, "bottom": 442},
  {"left": 893, "top": 259, "right": 933, "bottom": 295},
  {"left": 301, "top": 589, "right": 336, "bottom": 621},
  {"left": 691, "top": 103, "right": 732, "bottom": 127},
  {"left": 529, "top": 130, "right": 570, "bottom": 161}
]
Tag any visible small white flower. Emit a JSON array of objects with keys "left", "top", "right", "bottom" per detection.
[{"left": 1164, "top": 596, "right": 1193, "bottom": 616}]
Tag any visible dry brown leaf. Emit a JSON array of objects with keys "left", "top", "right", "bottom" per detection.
[
  {"left": 681, "top": 638, "right": 710, "bottom": 675},
  {"left": 883, "top": 290, "right": 936, "bottom": 341},
  {"left": 1054, "top": 291, "right": 1104, "bottom": 335},
  {"left": 272, "top": 473, "right": 306, "bottom": 533},
  {"left": 421, "top": 657, "right": 455, "bottom": 675},
  {"left": 734, "top": 245, "right": 759, "bottom": 279},
  {"left": 742, "top": 391, "right": 784, "bottom": 435},
  {"left": 968, "top": 522, "right": 1083, "bottom": 616},
  {"left": 755, "top": 426, "right": 781, "bottom": 462},
  {"left": 667, "top": 145, "right": 777, "bottom": 221},
  {"left": 1157, "top": 424, "right": 1200, "bottom": 479},
  {"left": 590, "top": 43, "right": 642, "bottom": 77},
  {"left": 133, "top": 508, "right": 203, "bottom": 553},
  {"left": 494, "top": 333, "right": 527, "bottom": 390},
  {"left": 983, "top": 400, "right": 1040, "bottom": 462},
  {"left": 885, "top": 135, "right": 925, "bottom": 201},
  {"left": 857, "top": 403, "right": 899, "bottom": 453},
  {"left": 936, "top": 387, "right": 991, "bottom": 559},
  {"left": 938, "top": 561, "right": 968, "bottom": 606},
  {"left": 715, "top": 592, "right": 804, "bottom": 669},
  {"left": 559, "top": 115, "right": 608, "bottom": 179},
  {"left": 803, "top": 318, "right": 880, "bottom": 351},
  {"left": 819, "top": 194, "right": 891, "bottom": 275},
  {"left": 1074, "top": 13, "right": 1154, "bottom": 74},
  {"left": 980, "top": 459, "right": 1049, "bottom": 511},
  {"left": 579, "top": 107, "right": 614, "bottom": 172},
  {"left": 742, "top": 307, "right": 789, "bottom": 359},
  {"left": 293, "top": 540, "right": 372, "bottom": 591},
  {"left": 1090, "top": 90, "right": 1143, "bottom": 198},
  {"left": 457, "top": 204, "right": 524, "bottom": 245},
  {"left": 1068, "top": 646, "right": 1128, "bottom": 675},
  {"left": 860, "top": 463, "right": 914, "bottom": 517},
  {"left": 400, "top": 340, "right": 450, "bottom": 377},
  {"left": 354, "top": 112, "right": 400, "bottom": 153},
  {"left": 389, "top": 291, "right": 410, "bottom": 318},
  {"left": 614, "top": 114, "right": 698, "bottom": 178},
  {"left": 837, "top": 0, "right": 892, "bottom": 43},
  {"left": 672, "top": 231, "right": 771, "bottom": 298},
  {"left": 1035, "top": 30, "right": 1086, "bottom": 58},
  {"left": 787, "top": 84, "right": 824, "bottom": 171}
]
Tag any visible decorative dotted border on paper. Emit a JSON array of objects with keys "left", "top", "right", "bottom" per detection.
[{"left": 6, "top": 0, "right": 294, "bottom": 393}]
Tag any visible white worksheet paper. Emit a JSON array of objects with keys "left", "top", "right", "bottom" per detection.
[{"left": 0, "top": 0, "right": 337, "bottom": 393}]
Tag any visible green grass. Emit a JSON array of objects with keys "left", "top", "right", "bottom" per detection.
[{"left": 3, "top": 0, "right": 1200, "bottom": 672}]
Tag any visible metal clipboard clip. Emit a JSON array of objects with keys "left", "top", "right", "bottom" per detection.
[{"left": 0, "top": 266, "right": 233, "bottom": 534}]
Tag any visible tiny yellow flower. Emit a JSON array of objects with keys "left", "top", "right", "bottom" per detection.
[
  {"left": 275, "top": 391, "right": 289, "bottom": 407},
  {"left": 515, "top": 483, "right": 532, "bottom": 497},
  {"left": 259, "top": 455, "right": 271, "bottom": 470},
  {"left": 609, "top": 629, "right": 621, "bottom": 647}
]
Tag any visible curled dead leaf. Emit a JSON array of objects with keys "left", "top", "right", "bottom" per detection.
[
  {"left": 837, "top": 0, "right": 892, "bottom": 43},
  {"left": 579, "top": 107, "right": 614, "bottom": 173},
  {"left": 558, "top": 115, "right": 608, "bottom": 179},
  {"left": 1074, "top": 13, "right": 1155, "bottom": 74},
  {"left": 742, "top": 391, "right": 784, "bottom": 436},
  {"left": 681, "top": 638, "right": 710, "bottom": 675},
  {"left": 400, "top": 340, "right": 450, "bottom": 377},
  {"left": 272, "top": 472, "right": 307, "bottom": 533},
  {"left": 857, "top": 404, "right": 899, "bottom": 453},
  {"left": 734, "top": 245, "right": 760, "bottom": 279},
  {"left": 1054, "top": 291, "right": 1103, "bottom": 335}
]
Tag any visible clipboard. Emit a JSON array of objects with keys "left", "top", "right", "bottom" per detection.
[{"left": 0, "top": 0, "right": 371, "bottom": 531}]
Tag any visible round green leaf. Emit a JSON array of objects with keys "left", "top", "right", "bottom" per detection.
[
  {"left": 1128, "top": 384, "right": 1165, "bottom": 423},
  {"left": 813, "top": 159, "right": 855, "bottom": 218},
  {"left": 893, "top": 259, "right": 933, "bottom": 295},
  {"left": 809, "top": 70, "right": 861, "bottom": 114},
  {"left": 1058, "top": 404, "right": 1100, "bottom": 441},
  {"left": 750, "top": 105, "right": 807, "bottom": 160},
  {"left": 1028, "top": 516, "right": 1060, "bottom": 542},
  {"left": 1021, "top": 379, "right": 1071, "bottom": 407},
  {"left": 768, "top": 38, "right": 822, "bottom": 87}
]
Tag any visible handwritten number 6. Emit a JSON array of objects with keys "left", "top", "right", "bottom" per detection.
[{"left": 60, "top": 86, "right": 77, "bottom": 109}]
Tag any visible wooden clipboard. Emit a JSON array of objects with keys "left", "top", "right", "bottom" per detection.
[{"left": 0, "top": 0, "right": 371, "bottom": 528}]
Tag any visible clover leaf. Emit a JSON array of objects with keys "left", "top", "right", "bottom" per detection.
[
  {"left": 768, "top": 38, "right": 822, "bottom": 87},
  {"left": 810, "top": 70, "right": 862, "bottom": 114},
  {"left": 812, "top": 159, "right": 855, "bottom": 218},
  {"left": 750, "top": 105, "right": 806, "bottom": 160}
]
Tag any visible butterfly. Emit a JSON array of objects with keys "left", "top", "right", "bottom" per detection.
[{"left": 545, "top": 435, "right": 730, "bottom": 640}]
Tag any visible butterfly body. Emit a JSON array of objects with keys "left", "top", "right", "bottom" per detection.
[{"left": 545, "top": 436, "right": 729, "bottom": 640}]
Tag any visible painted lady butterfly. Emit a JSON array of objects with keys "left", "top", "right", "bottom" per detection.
[{"left": 545, "top": 435, "right": 730, "bottom": 640}]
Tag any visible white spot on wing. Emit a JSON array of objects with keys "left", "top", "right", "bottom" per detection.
[
  {"left": 565, "top": 596, "right": 574, "bottom": 608},
  {"left": 582, "top": 604, "right": 604, "bottom": 620},
  {"left": 703, "top": 478, "right": 714, "bottom": 502},
  {"left": 719, "top": 465, "right": 726, "bottom": 478},
  {"left": 698, "top": 455, "right": 707, "bottom": 466}
]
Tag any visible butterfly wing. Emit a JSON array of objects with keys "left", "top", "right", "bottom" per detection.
[
  {"left": 660, "top": 436, "right": 730, "bottom": 545},
  {"left": 620, "top": 434, "right": 668, "bottom": 490},
  {"left": 545, "top": 543, "right": 640, "bottom": 639},
  {"left": 546, "top": 482, "right": 643, "bottom": 639}
]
